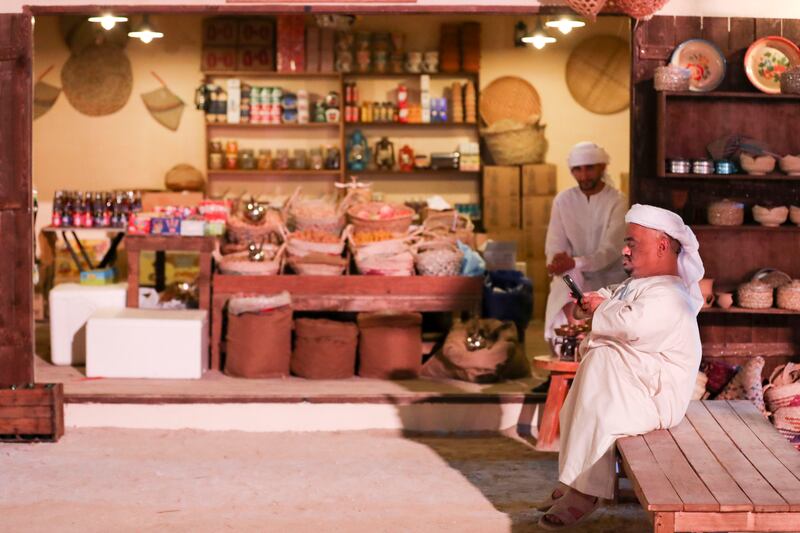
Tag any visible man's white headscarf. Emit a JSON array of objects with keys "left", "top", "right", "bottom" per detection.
[
  {"left": 624, "top": 204, "right": 705, "bottom": 314},
  {"left": 567, "top": 142, "right": 610, "bottom": 169}
]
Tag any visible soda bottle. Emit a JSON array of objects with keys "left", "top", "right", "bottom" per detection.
[
  {"left": 82, "top": 192, "right": 94, "bottom": 227},
  {"left": 52, "top": 190, "right": 64, "bottom": 227}
]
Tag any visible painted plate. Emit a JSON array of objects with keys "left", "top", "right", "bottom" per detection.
[
  {"left": 670, "top": 39, "right": 726, "bottom": 92},
  {"left": 745, "top": 36, "right": 800, "bottom": 94}
]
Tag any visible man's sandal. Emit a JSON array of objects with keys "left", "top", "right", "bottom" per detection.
[
  {"left": 534, "top": 483, "right": 568, "bottom": 512},
  {"left": 538, "top": 489, "right": 602, "bottom": 530}
]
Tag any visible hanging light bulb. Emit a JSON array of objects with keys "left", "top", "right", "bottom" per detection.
[
  {"left": 545, "top": 16, "right": 586, "bottom": 35},
  {"left": 521, "top": 18, "right": 557, "bottom": 50},
  {"left": 88, "top": 14, "right": 128, "bottom": 31},
  {"left": 128, "top": 15, "right": 164, "bottom": 44}
]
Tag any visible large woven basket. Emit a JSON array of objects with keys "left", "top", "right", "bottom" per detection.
[
  {"left": 227, "top": 214, "right": 283, "bottom": 244},
  {"left": 218, "top": 244, "right": 285, "bottom": 276},
  {"left": 773, "top": 406, "right": 800, "bottom": 440},
  {"left": 479, "top": 76, "right": 542, "bottom": 126},
  {"left": 422, "top": 213, "right": 475, "bottom": 246},
  {"left": 347, "top": 203, "right": 415, "bottom": 235},
  {"left": 481, "top": 120, "right": 548, "bottom": 166},
  {"left": 413, "top": 240, "right": 463, "bottom": 276},
  {"left": 286, "top": 227, "right": 348, "bottom": 257},
  {"left": 765, "top": 363, "right": 800, "bottom": 413},
  {"left": 287, "top": 254, "right": 348, "bottom": 276},
  {"left": 613, "top": 0, "right": 669, "bottom": 19},
  {"left": 566, "top": 0, "right": 608, "bottom": 20}
]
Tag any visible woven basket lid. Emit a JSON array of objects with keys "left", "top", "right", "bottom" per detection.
[
  {"left": 479, "top": 76, "right": 541, "bottom": 126},
  {"left": 565, "top": 35, "right": 630, "bottom": 115},
  {"left": 61, "top": 43, "right": 132, "bottom": 117}
]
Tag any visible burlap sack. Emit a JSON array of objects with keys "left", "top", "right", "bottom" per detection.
[
  {"left": 292, "top": 319, "right": 358, "bottom": 379},
  {"left": 357, "top": 312, "right": 422, "bottom": 379},
  {"left": 716, "top": 356, "right": 767, "bottom": 415},
  {"left": 421, "top": 319, "right": 530, "bottom": 383},
  {"left": 225, "top": 306, "right": 292, "bottom": 378}
]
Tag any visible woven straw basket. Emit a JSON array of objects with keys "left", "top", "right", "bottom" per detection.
[
  {"left": 227, "top": 214, "right": 284, "bottom": 244},
  {"left": 764, "top": 363, "right": 800, "bottom": 413},
  {"left": 218, "top": 244, "right": 285, "bottom": 276},
  {"left": 347, "top": 203, "right": 415, "bottom": 235},
  {"left": 566, "top": 0, "right": 608, "bottom": 19},
  {"left": 287, "top": 254, "right": 348, "bottom": 276},
  {"left": 481, "top": 120, "right": 548, "bottom": 166},
  {"left": 773, "top": 406, "right": 800, "bottom": 440},
  {"left": 413, "top": 240, "right": 463, "bottom": 277},
  {"left": 613, "top": 0, "right": 669, "bottom": 19}
]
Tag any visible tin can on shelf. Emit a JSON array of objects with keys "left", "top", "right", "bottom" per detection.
[
  {"left": 668, "top": 158, "right": 691, "bottom": 174},
  {"left": 692, "top": 159, "right": 714, "bottom": 174}
]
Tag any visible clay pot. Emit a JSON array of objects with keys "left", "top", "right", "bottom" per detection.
[{"left": 716, "top": 292, "right": 734, "bottom": 309}]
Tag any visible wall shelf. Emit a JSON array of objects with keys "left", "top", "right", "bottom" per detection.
[
  {"left": 660, "top": 173, "right": 800, "bottom": 181},
  {"left": 206, "top": 122, "right": 340, "bottom": 130},
  {"left": 203, "top": 70, "right": 341, "bottom": 79},
  {"left": 700, "top": 307, "right": 800, "bottom": 315},
  {"left": 343, "top": 72, "right": 478, "bottom": 79},
  {"left": 663, "top": 91, "right": 800, "bottom": 100},
  {"left": 691, "top": 225, "right": 800, "bottom": 231},
  {"left": 344, "top": 122, "right": 478, "bottom": 129},
  {"left": 350, "top": 170, "right": 479, "bottom": 178},
  {"left": 207, "top": 170, "right": 341, "bottom": 178}
]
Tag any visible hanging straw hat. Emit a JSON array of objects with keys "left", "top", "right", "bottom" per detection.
[
  {"left": 34, "top": 65, "right": 61, "bottom": 120},
  {"left": 141, "top": 72, "right": 186, "bottom": 131},
  {"left": 61, "top": 43, "right": 133, "bottom": 117}
]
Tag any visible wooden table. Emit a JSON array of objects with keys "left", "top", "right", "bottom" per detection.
[
  {"left": 211, "top": 274, "right": 483, "bottom": 371},
  {"left": 125, "top": 235, "right": 216, "bottom": 311},
  {"left": 618, "top": 400, "right": 800, "bottom": 532},
  {"left": 532, "top": 355, "right": 580, "bottom": 452}
]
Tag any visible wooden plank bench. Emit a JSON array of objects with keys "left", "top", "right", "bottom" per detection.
[{"left": 617, "top": 400, "right": 800, "bottom": 532}]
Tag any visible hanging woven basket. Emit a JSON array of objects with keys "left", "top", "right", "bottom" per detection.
[
  {"left": 613, "top": 0, "right": 670, "bottom": 20},
  {"left": 565, "top": 0, "right": 609, "bottom": 21}
]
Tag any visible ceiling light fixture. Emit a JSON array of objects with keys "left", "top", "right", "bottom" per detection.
[
  {"left": 545, "top": 16, "right": 586, "bottom": 35},
  {"left": 521, "top": 18, "right": 557, "bottom": 50},
  {"left": 88, "top": 14, "right": 128, "bottom": 31},
  {"left": 128, "top": 15, "right": 163, "bottom": 44}
]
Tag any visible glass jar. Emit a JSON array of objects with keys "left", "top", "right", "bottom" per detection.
[
  {"left": 208, "top": 152, "right": 223, "bottom": 170},
  {"left": 238, "top": 149, "right": 255, "bottom": 170},
  {"left": 293, "top": 149, "right": 308, "bottom": 170},
  {"left": 310, "top": 148, "right": 324, "bottom": 170},
  {"left": 707, "top": 199, "right": 744, "bottom": 226},
  {"left": 777, "top": 280, "right": 800, "bottom": 311},
  {"left": 257, "top": 149, "right": 272, "bottom": 170},
  {"left": 276, "top": 149, "right": 290, "bottom": 170},
  {"left": 737, "top": 280, "right": 773, "bottom": 309}
]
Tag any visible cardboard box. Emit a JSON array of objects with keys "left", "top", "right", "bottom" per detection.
[
  {"left": 483, "top": 166, "right": 520, "bottom": 198},
  {"left": 80, "top": 268, "right": 116, "bottom": 286},
  {"left": 620, "top": 171, "right": 630, "bottom": 198},
  {"left": 521, "top": 163, "right": 557, "bottom": 196},
  {"left": 483, "top": 197, "right": 521, "bottom": 230},
  {"left": 534, "top": 290, "right": 548, "bottom": 320},
  {"left": 522, "top": 196, "right": 553, "bottom": 229},
  {"left": 524, "top": 224, "right": 549, "bottom": 259},
  {"left": 526, "top": 259, "right": 551, "bottom": 293},
  {"left": 142, "top": 191, "right": 203, "bottom": 212}
]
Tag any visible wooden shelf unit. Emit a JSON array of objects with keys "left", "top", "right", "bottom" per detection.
[
  {"left": 202, "top": 68, "right": 481, "bottom": 204},
  {"left": 633, "top": 14, "right": 800, "bottom": 374}
]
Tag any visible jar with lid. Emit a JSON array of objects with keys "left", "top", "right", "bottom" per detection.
[
  {"left": 707, "top": 199, "right": 744, "bottom": 226},
  {"left": 325, "top": 146, "right": 341, "bottom": 170},
  {"left": 310, "top": 148, "right": 324, "bottom": 170},
  {"left": 276, "top": 149, "right": 291, "bottom": 170},
  {"left": 777, "top": 280, "right": 800, "bottom": 311},
  {"left": 208, "top": 152, "right": 223, "bottom": 170},
  {"left": 293, "top": 149, "right": 308, "bottom": 170},
  {"left": 238, "top": 149, "right": 256, "bottom": 170},
  {"left": 225, "top": 140, "right": 238, "bottom": 155},
  {"left": 738, "top": 280, "right": 773, "bottom": 309},
  {"left": 257, "top": 149, "right": 272, "bottom": 170}
]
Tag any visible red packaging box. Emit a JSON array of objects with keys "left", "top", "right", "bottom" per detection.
[
  {"left": 277, "top": 15, "right": 305, "bottom": 72},
  {"left": 203, "top": 17, "right": 238, "bottom": 46},
  {"left": 202, "top": 46, "right": 237, "bottom": 72},
  {"left": 320, "top": 29, "right": 335, "bottom": 72},
  {"left": 306, "top": 26, "right": 320, "bottom": 72}
]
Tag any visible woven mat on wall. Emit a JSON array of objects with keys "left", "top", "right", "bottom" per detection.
[
  {"left": 61, "top": 43, "right": 133, "bottom": 117},
  {"left": 566, "top": 35, "right": 630, "bottom": 115}
]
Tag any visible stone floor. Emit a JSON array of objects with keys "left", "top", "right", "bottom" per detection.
[{"left": 1, "top": 429, "right": 651, "bottom": 532}]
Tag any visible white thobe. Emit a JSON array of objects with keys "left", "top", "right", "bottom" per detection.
[
  {"left": 557, "top": 275, "right": 702, "bottom": 499},
  {"left": 544, "top": 184, "right": 628, "bottom": 341}
]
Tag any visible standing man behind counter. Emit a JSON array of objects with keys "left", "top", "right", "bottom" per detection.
[{"left": 544, "top": 142, "right": 628, "bottom": 343}]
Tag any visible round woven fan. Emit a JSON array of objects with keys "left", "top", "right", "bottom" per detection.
[
  {"left": 61, "top": 43, "right": 132, "bottom": 117},
  {"left": 479, "top": 76, "right": 542, "bottom": 126}
]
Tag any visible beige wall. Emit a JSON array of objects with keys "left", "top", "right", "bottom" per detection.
[{"left": 33, "top": 13, "right": 630, "bottom": 211}]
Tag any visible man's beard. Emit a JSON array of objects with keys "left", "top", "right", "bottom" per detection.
[{"left": 579, "top": 178, "right": 601, "bottom": 190}]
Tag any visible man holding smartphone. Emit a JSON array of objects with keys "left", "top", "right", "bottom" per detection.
[
  {"left": 537, "top": 204, "right": 704, "bottom": 530},
  {"left": 543, "top": 142, "right": 628, "bottom": 345}
]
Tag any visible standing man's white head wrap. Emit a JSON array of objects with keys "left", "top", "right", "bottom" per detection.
[
  {"left": 567, "top": 142, "right": 610, "bottom": 168},
  {"left": 625, "top": 204, "right": 705, "bottom": 314}
]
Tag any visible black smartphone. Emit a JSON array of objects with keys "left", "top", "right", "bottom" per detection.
[{"left": 562, "top": 274, "right": 584, "bottom": 303}]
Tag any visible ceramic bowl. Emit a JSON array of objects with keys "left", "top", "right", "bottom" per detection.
[
  {"left": 780, "top": 155, "right": 800, "bottom": 175},
  {"left": 790, "top": 205, "right": 800, "bottom": 225},
  {"left": 740, "top": 153, "right": 776, "bottom": 175},
  {"left": 753, "top": 205, "right": 789, "bottom": 227}
]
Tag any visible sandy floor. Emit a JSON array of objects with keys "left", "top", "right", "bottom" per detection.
[{"left": 1, "top": 429, "right": 651, "bottom": 532}]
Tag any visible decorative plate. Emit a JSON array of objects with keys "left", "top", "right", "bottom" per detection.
[
  {"left": 669, "top": 39, "right": 726, "bottom": 92},
  {"left": 744, "top": 36, "right": 800, "bottom": 94}
]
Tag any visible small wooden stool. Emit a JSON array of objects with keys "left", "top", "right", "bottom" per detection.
[{"left": 532, "top": 355, "right": 580, "bottom": 452}]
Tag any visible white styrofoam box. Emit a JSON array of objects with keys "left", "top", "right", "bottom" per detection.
[
  {"left": 49, "top": 283, "right": 127, "bottom": 366},
  {"left": 86, "top": 308, "right": 208, "bottom": 379}
]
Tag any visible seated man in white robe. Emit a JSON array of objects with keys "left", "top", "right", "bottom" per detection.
[{"left": 538, "top": 204, "right": 704, "bottom": 530}]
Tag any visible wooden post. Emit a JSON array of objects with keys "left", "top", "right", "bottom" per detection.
[{"left": 653, "top": 511, "right": 675, "bottom": 533}]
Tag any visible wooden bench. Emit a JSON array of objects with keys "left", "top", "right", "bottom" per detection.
[{"left": 617, "top": 400, "right": 800, "bottom": 532}]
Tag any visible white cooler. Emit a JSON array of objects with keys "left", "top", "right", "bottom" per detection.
[
  {"left": 86, "top": 308, "right": 208, "bottom": 379},
  {"left": 48, "top": 283, "right": 128, "bottom": 366}
]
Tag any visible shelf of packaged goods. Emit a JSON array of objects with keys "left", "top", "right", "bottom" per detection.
[
  {"left": 206, "top": 122, "right": 340, "bottom": 130},
  {"left": 349, "top": 170, "right": 479, "bottom": 178},
  {"left": 344, "top": 122, "right": 478, "bottom": 129},
  {"left": 203, "top": 70, "right": 341, "bottom": 79},
  {"left": 661, "top": 173, "right": 800, "bottom": 180},
  {"left": 342, "top": 72, "right": 478, "bottom": 79},
  {"left": 207, "top": 170, "right": 341, "bottom": 178},
  {"left": 691, "top": 225, "right": 800, "bottom": 231}
]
